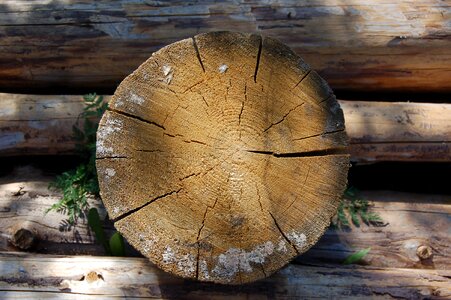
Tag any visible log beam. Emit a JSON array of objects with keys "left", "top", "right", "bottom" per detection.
[
  {"left": 1, "top": 93, "right": 449, "bottom": 162},
  {"left": 0, "top": 1, "right": 450, "bottom": 93},
  {"left": 0, "top": 167, "right": 450, "bottom": 269},
  {"left": 0, "top": 252, "right": 449, "bottom": 298}
]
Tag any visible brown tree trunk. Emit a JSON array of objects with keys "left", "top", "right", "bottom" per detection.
[{"left": 96, "top": 32, "right": 349, "bottom": 284}]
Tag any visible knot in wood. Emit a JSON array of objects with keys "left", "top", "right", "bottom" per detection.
[{"left": 416, "top": 245, "right": 433, "bottom": 260}]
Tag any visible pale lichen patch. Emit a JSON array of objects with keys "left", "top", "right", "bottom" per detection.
[
  {"left": 277, "top": 240, "right": 287, "bottom": 253},
  {"left": 112, "top": 207, "right": 121, "bottom": 215},
  {"left": 105, "top": 168, "right": 116, "bottom": 177},
  {"left": 97, "top": 118, "right": 123, "bottom": 156},
  {"left": 286, "top": 231, "right": 307, "bottom": 249},
  {"left": 218, "top": 64, "right": 228, "bottom": 73},
  {"left": 198, "top": 259, "right": 210, "bottom": 280},
  {"left": 162, "top": 246, "right": 196, "bottom": 276},
  {"left": 211, "top": 241, "right": 274, "bottom": 281},
  {"left": 162, "top": 65, "right": 173, "bottom": 84},
  {"left": 129, "top": 92, "right": 145, "bottom": 105}
]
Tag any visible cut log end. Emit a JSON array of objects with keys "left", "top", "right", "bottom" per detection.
[{"left": 96, "top": 31, "right": 349, "bottom": 284}]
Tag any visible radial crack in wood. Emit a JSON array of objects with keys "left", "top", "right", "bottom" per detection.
[{"left": 96, "top": 31, "right": 349, "bottom": 284}]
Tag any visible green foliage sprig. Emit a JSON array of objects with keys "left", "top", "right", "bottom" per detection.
[
  {"left": 333, "top": 187, "right": 383, "bottom": 228},
  {"left": 343, "top": 247, "right": 371, "bottom": 265},
  {"left": 46, "top": 93, "right": 107, "bottom": 224},
  {"left": 88, "top": 208, "right": 125, "bottom": 256}
]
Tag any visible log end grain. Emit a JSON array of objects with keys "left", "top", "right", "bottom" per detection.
[{"left": 96, "top": 31, "right": 350, "bottom": 284}]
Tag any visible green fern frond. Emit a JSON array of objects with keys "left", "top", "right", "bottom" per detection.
[
  {"left": 333, "top": 187, "right": 383, "bottom": 229},
  {"left": 47, "top": 93, "right": 108, "bottom": 225}
]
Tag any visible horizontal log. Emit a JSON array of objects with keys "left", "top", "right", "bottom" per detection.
[
  {"left": 1, "top": 166, "right": 449, "bottom": 270},
  {"left": 0, "top": 252, "right": 449, "bottom": 298},
  {"left": 341, "top": 100, "right": 451, "bottom": 162},
  {"left": 0, "top": 1, "right": 450, "bottom": 93},
  {"left": 1, "top": 93, "right": 450, "bottom": 162}
]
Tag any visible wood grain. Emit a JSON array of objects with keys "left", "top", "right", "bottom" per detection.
[
  {"left": 96, "top": 32, "right": 349, "bottom": 284},
  {"left": 342, "top": 100, "right": 451, "bottom": 162},
  {"left": 0, "top": 0, "right": 450, "bottom": 93},
  {"left": 0, "top": 167, "right": 449, "bottom": 270},
  {"left": 1, "top": 93, "right": 450, "bottom": 162},
  {"left": 0, "top": 252, "right": 449, "bottom": 299}
]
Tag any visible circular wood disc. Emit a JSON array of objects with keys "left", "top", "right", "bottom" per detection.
[{"left": 96, "top": 32, "right": 349, "bottom": 284}]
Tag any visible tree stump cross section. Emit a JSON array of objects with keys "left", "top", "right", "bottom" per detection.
[{"left": 96, "top": 32, "right": 349, "bottom": 284}]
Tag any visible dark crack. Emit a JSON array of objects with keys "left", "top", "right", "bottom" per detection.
[
  {"left": 201, "top": 95, "right": 209, "bottom": 107},
  {"left": 292, "top": 128, "right": 344, "bottom": 141},
  {"left": 245, "top": 147, "right": 347, "bottom": 158},
  {"left": 269, "top": 212, "right": 299, "bottom": 254},
  {"left": 192, "top": 37, "right": 205, "bottom": 72},
  {"left": 164, "top": 132, "right": 184, "bottom": 138},
  {"left": 112, "top": 188, "right": 182, "bottom": 223},
  {"left": 292, "top": 70, "right": 312, "bottom": 90},
  {"left": 254, "top": 36, "right": 263, "bottom": 83},
  {"left": 319, "top": 93, "right": 334, "bottom": 104},
  {"left": 109, "top": 108, "right": 165, "bottom": 130},
  {"left": 195, "top": 198, "right": 218, "bottom": 279},
  {"left": 96, "top": 155, "right": 128, "bottom": 160},
  {"left": 184, "top": 139, "right": 208, "bottom": 146},
  {"left": 263, "top": 103, "right": 304, "bottom": 132},
  {"left": 135, "top": 149, "right": 163, "bottom": 153},
  {"left": 255, "top": 184, "right": 264, "bottom": 213},
  {"left": 181, "top": 79, "right": 206, "bottom": 94}
]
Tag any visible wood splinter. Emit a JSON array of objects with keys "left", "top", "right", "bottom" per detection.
[{"left": 96, "top": 32, "right": 349, "bottom": 284}]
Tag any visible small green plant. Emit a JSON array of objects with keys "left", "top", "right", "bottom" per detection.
[
  {"left": 46, "top": 93, "right": 107, "bottom": 224},
  {"left": 333, "top": 187, "right": 383, "bottom": 228},
  {"left": 343, "top": 247, "right": 371, "bottom": 265},
  {"left": 88, "top": 208, "right": 125, "bottom": 256}
]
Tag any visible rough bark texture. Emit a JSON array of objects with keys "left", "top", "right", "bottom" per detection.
[
  {"left": 1, "top": 93, "right": 450, "bottom": 162},
  {"left": 0, "top": 0, "right": 450, "bottom": 93},
  {"left": 1, "top": 167, "right": 450, "bottom": 270},
  {"left": 96, "top": 32, "right": 350, "bottom": 284},
  {"left": 0, "top": 252, "right": 449, "bottom": 299}
]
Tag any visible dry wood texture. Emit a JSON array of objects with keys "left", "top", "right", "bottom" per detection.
[
  {"left": 0, "top": 0, "right": 450, "bottom": 93},
  {"left": 0, "top": 166, "right": 109, "bottom": 254},
  {"left": 0, "top": 94, "right": 89, "bottom": 155},
  {"left": 1, "top": 93, "right": 450, "bottom": 162},
  {"left": 96, "top": 32, "right": 350, "bottom": 284},
  {"left": 0, "top": 252, "right": 450, "bottom": 299},
  {"left": 1, "top": 167, "right": 449, "bottom": 270},
  {"left": 341, "top": 100, "right": 451, "bottom": 162}
]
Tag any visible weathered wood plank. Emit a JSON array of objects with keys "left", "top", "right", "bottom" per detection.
[
  {"left": 0, "top": 0, "right": 449, "bottom": 93},
  {"left": 341, "top": 100, "right": 451, "bottom": 162},
  {"left": 302, "top": 190, "right": 451, "bottom": 270},
  {"left": 1, "top": 166, "right": 449, "bottom": 270},
  {"left": 0, "top": 252, "right": 449, "bottom": 299},
  {"left": 1, "top": 93, "right": 450, "bottom": 162},
  {"left": 0, "top": 166, "right": 109, "bottom": 254}
]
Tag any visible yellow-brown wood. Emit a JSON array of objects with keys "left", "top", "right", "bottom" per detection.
[
  {"left": 0, "top": 0, "right": 450, "bottom": 93},
  {"left": 96, "top": 32, "right": 349, "bottom": 284}
]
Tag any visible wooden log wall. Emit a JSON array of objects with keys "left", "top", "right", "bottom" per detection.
[
  {"left": 1, "top": 93, "right": 450, "bottom": 162},
  {"left": 1, "top": 166, "right": 449, "bottom": 270},
  {"left": 0, "top": 0, "right": 450, "bottom": 93}
]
